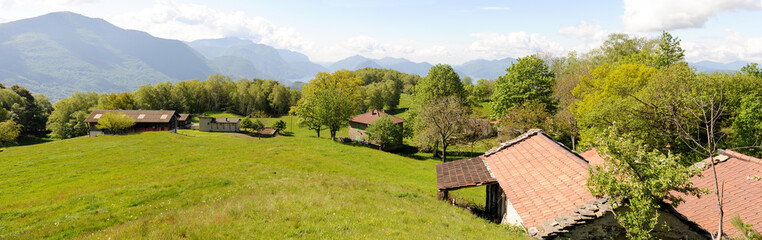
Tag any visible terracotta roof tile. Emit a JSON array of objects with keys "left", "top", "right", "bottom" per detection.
[
  {"left": 436, "top": 156, "right": 497, "bottom": 190},
  {"left": 349, "top": 110, "right": 406, "bottom": 125},
  {"left": 675, "top": 150, "right": 762, "bottom": 237},
  {"left": 580, "top": 149, "right": 606, "bottom": 167},
  {"left": 483, "top": 130, "right": 596, "bottom": 228}
]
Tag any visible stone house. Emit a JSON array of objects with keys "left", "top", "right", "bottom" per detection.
[
  {"left": 84, "top": 110, "right": 179, "bottom": 137},
  {"left": 436, "top": 129, "right": 710, "bottom": 239},
  {"left": 347, "top": 110, "right": 406, "bottom": 143},
  {"left": 198, "top": 117, "right": 240, "bottom": 132}
]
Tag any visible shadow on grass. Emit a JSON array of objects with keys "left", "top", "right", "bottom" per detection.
[
  {"left": 387, "top": 107, "right": 409, "bottom": 115},
  {"left": 14, "top": 135, "right": 55, "bottom": 147}
]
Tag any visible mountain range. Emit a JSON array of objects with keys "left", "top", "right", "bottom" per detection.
[{"left": 0, "top": 11, "right": 753, "bottom": 101}]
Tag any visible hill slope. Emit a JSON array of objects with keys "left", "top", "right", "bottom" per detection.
[
  {"left": 0, "top": 12, "right": 214, "bottom": 100},
  {"left": 0, "top": 131, "right": 524, "bottom": 239}
]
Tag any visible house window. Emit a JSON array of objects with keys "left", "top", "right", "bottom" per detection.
[
  {"left": 160, "top": 114, "right": 168, "bottom": 120},
  {"left": 93, "top": 114, "right": 102, "bottom": 119},
  {"left": 137, "top": 114, "right": 145, "bottom": 119}
]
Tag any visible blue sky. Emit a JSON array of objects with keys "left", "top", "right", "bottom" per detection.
[{"left": 1, "top": 0, "right": 760, "bottom": 64}]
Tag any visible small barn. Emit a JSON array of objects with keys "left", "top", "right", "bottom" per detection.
[
  {"left": 84, "top": 110, "right": 180, "bottom": 137},
  {"left": 198, "top": 117, "right": 240, "bottom": 132},
  {"left": 348, "top": 110, "right": 406, "bottom": 143},
  {"left": 178, "top": 114, "right": 192, "bottom": 129},
  {"left": 436, "top": 129, "right": 710, "bottom": 239}
]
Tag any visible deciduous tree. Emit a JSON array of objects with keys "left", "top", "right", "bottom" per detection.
[
  {"left": 419, "top": 96, "right": 469, "bottom": 162},
  {"left": 366, "top": 115, "right": 405, "bottom": 150},
  {"left": 491, "top": 55, "right": 556, "bottom": 119},
  {"left": 95, "top": 112, "right": 136, "bottom": 134},
  {"left": 0, "top": 120, "right": 21, "bottom": 146}
]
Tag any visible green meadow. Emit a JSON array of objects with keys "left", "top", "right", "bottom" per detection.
[{"left": 0, "top": 129, "right": 525, "bottom": 239}]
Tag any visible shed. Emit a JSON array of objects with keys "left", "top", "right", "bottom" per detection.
[
  {"left": 178, "top": 114, "right": 191, "bottom": 129},
  {"left": 198, "top": 117, "right": 240, "bottom": 132},
  {"left": 436, "top": 129, "right": 710, "bottom": 239},
  {"left": 84, "top": 110, "right": 180, "bottom": 137}
]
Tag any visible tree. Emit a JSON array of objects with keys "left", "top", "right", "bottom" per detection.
[
  {"left": 251, "top": 119, "right": 264, "bottom": 138},
  {"left": 491, "top": 55, "right": 556, "bottom": 119},
  {"left": 741, "top": 63, "right": 762, "bottom": 78},
  {"left": 731, "top": 94, "right": 762, "bottom": 156},
  {"left": 586, "top": 125, "right": 704, "bottom": 240},
  {"left": 460, "top": 119, "right": 494, "bottom": 157},
  {"left": 366, "top": 115, "right": 405, "bottom": 150},
  {"left": 497, "top": 101, "right": 553, "bottom": 142},
  {"left": 294, "top": 70, "right": 363, "bottom": 140},
  {"left": 272, "top": 120, "right": 286, "bottom": 133},
  {"left": 419, "top": 96, "right": 469, "bottom": 162},
  {"left": 240, "top": 117, "right": 253, "bottom": 131},
  {"left": 655, "top": 31, "right": 685, "bottom": 67},
  {"left": 95, "top": 112, "right": 136, "bottom": 135},
  {"left": 46, "top": 92, "right": 100, "bottom": 139},
  {"left": 414, "top": 64, "right": 465, "bottom": 104},
  {"left": 0, "top": 120, "right": 21, "bottom": 146}
]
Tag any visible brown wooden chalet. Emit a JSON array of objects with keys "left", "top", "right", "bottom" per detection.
[
  {"left": 436, "top": 129, "right": 710, "bottom": 239},
  {"left": 84, "top": 110, "right": 180, "bottom": 137},
  {"left": 178, "top": 114, "right": 191, "bottom": 129}
]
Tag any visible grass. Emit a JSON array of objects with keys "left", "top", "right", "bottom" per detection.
[{"left": 0, "top": 130, "right": 527, "bottom": 239}]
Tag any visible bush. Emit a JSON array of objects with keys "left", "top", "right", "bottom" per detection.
[{"left": 272, "top": 120, "right": 286, "bottom": 133}]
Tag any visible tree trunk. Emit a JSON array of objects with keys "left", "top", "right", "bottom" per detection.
[
  {"left": 441, "top": 139, "right": 447, "bottom": 163},
  {"left": 316, "top": 128, "right": 320, "bottom": 137},
  {"left": 710, "top": 156, "right": 724, "bottom": 240},
  {"left": 330, "top": 129, "right": 336, "bottom": 141}
]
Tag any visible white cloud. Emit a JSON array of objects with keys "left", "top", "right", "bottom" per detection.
[
  {"left": 110, "top": 0, "right": 313, "bottom": 51},
  {"left": 558, "top": 20, "right": 609, "bottom": 43},
  {"left": 683, "top": 30, "right": 762, "bottom": 63},
  {"left": 622, "top": 0, "right": 762, "bottom": 32},
  {"left": 482, "top": 6, "right": 510, "bottom": 11},
  {"left": 468, "top": 32, "right": 565, "bottom": 60},
  {"left": 309, "top": 35, "right": 448, "bottom": 63}
]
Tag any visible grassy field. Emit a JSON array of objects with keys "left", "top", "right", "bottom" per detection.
[{"left": 0, "top": 130, "right": 526, "bottom": 239}]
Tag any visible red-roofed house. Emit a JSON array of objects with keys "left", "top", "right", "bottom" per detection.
[
  {"left": 348, "top": 110, "right": 406, "bottom": 143},
  {"left": 436, "top": 129, "right": 709, "bottom": 239},
  {"left": 674, "top": 149, "right": 762, "bottom": 238}
]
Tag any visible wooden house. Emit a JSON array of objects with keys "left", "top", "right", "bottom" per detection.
[
  {"left": 84, "top": 110, "right": 180, "bottom": 137},
  {"left": 348, "top": 110, "right": 406, "bottom": 143},
  {"left": 198, "top": 117, "right": 240, "bottom": 132},
  {"left": 178, "top": 114, "right": 191, "bottom": 129},
  {"left": 436, "top": 129, "right": 710, "bottom": 239}
]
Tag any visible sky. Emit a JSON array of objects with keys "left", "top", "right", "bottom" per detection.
[{"left": 0, "top": 0, "right": 760, "bottom": 65}]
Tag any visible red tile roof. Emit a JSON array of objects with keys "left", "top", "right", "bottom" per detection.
[
  {"left": 483, "top": 129, "right": 597, "bottom": 228},
  {"left": 349, "top": 110, "right": 406, "bottom": 125},
  {"left": 580, "top": 149, "right": 606, "bottom": 167},
  {"left": 675, "top": 149, "right": 762, "bottom": 237},
  {"left": 436, "top": 156, "right": 497, "bottom": 190}
]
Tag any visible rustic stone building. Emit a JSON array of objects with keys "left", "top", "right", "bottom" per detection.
[
  {"left": 436, "top": 129, "right": 710, "bottom": 239},
  {"left": 84, "top": 110, "right": 180, "bottom": 137},
  {"left": 347, "top": 110, "right": 406, "bottom": 143},
  {"left": 198, "top": 117, "right": 240, "bottom": 132}
]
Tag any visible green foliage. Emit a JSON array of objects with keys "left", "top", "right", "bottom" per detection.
[
  {"left": 497, "top": 101, "right": 552, "bottom": 142},
  {"left": 414, "top": 64, "right": 465, "bottom": 104},
  {"left": 46, "top": 92, "right": 100, "bottom": 139},
  {"left": 732, "top": 94, "right": 762, "bottom": 156},
  {"left": 100, "top": 92, "right": 136, "bottom": 110},
  {"left": 491, "top": 55, "right": 556, "bottom": 119},
  {"left": 240, "top": 117, "right": 253, "bottom": 130},
  {"left": 585, "top": 126, "right": 704, "bottom": 239},
  {"left": 418, "top": 96, "right": 469, "bottom": 162},
  {"left": 0, "top": 120, "right": 22, "bottom": 146},
  {"left": 272, "top": 119, "right": 287, "bottom": 132},
  {"left": 251, "top": 119, "right": 264, "bottom": 132},
  {"left": 365, "top": 115, "right": 404, "bottom": 150},
  {"left": 655, "top": 31, "right": 685, "bottom": 67},
  {"left": 0, "top": 85, "right": 53, "bottom": 135},
  {"left": 95, "top": 112, "right": 136, "bottom": 134},
  {"left": 731, "top": 215, "right": 762, "bottom": 240},
  {"left": 741, "top": 63, "right": 762, "bottom": 78},
  {"left": 295, "top": 70, "right": 364, "bottom": 140}
]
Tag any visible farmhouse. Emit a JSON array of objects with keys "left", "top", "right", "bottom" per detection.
[
  {"left": 673, "top": 149, "right": 762, "bottom": 238},
  {"left": 178, "top": 114, "right": 192, "bottom": 129},
  {"left": 84, "top": 110, "right": 180, "bottom": 137},
  {"left": 436, "top": 129, "right": 709, "bottom": 239},
  {"left": 348, "top": 110, "right": 406, "bottom": 143},
  {"left": 198, "top": 117, "right": 240, "bottom": 132}
]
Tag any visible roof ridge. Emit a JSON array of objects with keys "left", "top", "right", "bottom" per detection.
[
  {"left": 484, "top": 129, "right": 586, "bottom": 162},
  {"left": 721, "top": 149, "right": 762, "bottom": 164}
]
